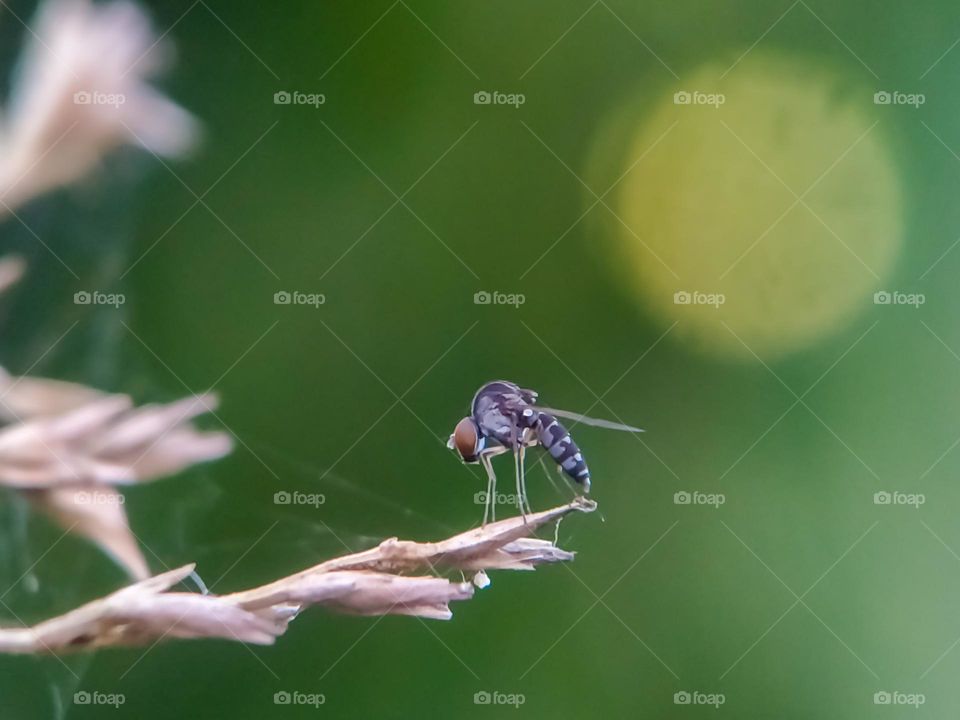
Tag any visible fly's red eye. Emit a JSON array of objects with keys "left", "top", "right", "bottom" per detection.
[{"left": 453, "top": 417, "right": 478, "bottom": 460}]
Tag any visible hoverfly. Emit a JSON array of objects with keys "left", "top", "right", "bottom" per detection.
[{"left": 447, "top": 380, "right": 643, "bottom": 524}]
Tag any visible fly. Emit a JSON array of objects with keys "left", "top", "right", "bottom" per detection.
[{"left": 447, "top": 380, "right": 643, "bottom": 524}]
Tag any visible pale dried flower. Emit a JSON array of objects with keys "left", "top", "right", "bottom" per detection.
[
  {"left": 0, "top": 375, "right": 232, "bottom": 579},
  {"left": 0, "top": 250, "right": 230, "bottom": 579},
  {"left": 27, "top": 485, "right": 150, "bottom": 580},
  {"left": 0, "top": 499, "right": 596, "bottom": 653},
  {"left": 0, "top": 0, "right": 198, "bottom": 213},
  {"left": 0, "top": 255, "right": 26, "bottom": 295},
  {"left": 0, "top": 365, "right": 103, "bottom": 423},
  {"left": 0, "top": 391, "right": 232, "bottom": 487},
  {"left": 0, "top": 0, "right": 230, "bottom": 591}
]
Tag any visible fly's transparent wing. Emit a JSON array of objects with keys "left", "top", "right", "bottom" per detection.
[{"left": 533, "top": 406, "right": 644, "bottom": 432}]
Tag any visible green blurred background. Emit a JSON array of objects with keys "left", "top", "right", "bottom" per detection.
[{"left": 3, "top": 0, "right": 960, "bottom": 717}]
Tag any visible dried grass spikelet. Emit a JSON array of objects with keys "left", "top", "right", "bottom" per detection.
[
  {"left": 0, "top": 256, "right": 230, "bottom": 579},
  {"left": 0, "top": 0, "right": 215, "bottom": 586},
  {"left": 0, "top": 255, "right": 26, "bottom": 295},
  {"left": 0, "top": 379, "right": 232, "bottom": 579},
  {"left": 27, "top": 486, "right": 150, "bottom": 580},
  {"left": 0, "top": 0, "right": 198, "bottom": 213},
  {"left": 0, "top": 366, "right": 104, "bottom": 423},
  {"left": 0, "top": 499, "right": 596, "bottom": 653},
  {"left": 0, "top": 240, "right": 226, "bottom": 581},
  {"left": 0, "top": 565, "right": 282, "bottom": 653},
  {"left": 0, "top": 391, "right": 231, "bottom": 487}
]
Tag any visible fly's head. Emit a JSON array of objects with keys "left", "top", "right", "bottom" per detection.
[{"left": 447, "top": 416, "right": 483, "bottom": 464}]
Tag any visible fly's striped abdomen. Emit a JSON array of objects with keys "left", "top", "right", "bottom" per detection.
[{"left": 535, "top": 412, "right": 591, "bottom": 491}]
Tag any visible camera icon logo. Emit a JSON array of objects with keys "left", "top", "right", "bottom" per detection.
[
  {"left": 873, "top": 491, "right": 891, "bottom": 505},
  {"left": 674, "top": 691, "right": 691, "bottom": 704},
  {"left": 673, "top": 91, "right": 691, "bottom": 105},
  {"left": 274, "top": 291, "right": 291, "bottom": 305},
  {"left": 474, "top": 291, "right": 491, "bottom": 305},
  {"left": 873, "top": 691, "right": 891, "bottom": 705},
  {"left": 873, "top": 290, "right": 891, "bottom": 305},
  {"left": 474, "top": 691, "right": 491, "bottom": 704},
  {"left": 473, "top": 91, "right": 491, "bottom": 105},
  {"left": 274, "top": 491, "right": 291, "bottom": 505},
  {"left": 74, "top": 291, "right": 91, "bottom": 304},
  {"left": 74, "top": 692, "right": 91, "bottom": 705},
  {"left": 674, "top": 491, "right": 691, "bottom": 505},
  {"left": 873, "top": 91, "right": 891, "bottom": 105},
  {"left": 274, "top": 691, "right": 292, "bottom": 705},
  {"left": 673, "top": 290, "right": 691, "bottom": 305},
  {"left": 274, "top": 91, "right": 291, "bottom": 105},
  {"left": 73, "top": 91, "right": 92, "bottom": 105}
]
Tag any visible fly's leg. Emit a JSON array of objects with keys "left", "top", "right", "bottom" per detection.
[
  {"left": 506, "top": 422, "right": 528, "bottom": 524},
  {"left": 518, "top": 444, "right": 533, "bottom": 515},
  {"left": 480, "top": 452, "right": 498, "bottom": 526},
  {"left": 537, "top": 452, "right": 560, "bottom": 494},
  {"left": 558, "top": 462, "right": 579, "bottom": 499},
  {"left": 513, "top": 446, "right": 527, "bottom": 523}
]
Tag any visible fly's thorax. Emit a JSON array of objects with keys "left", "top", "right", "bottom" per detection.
[
  {"left": 518, "top": 407, "right": 539, "bottom": 429},
  {"left": 472, "top": 381, "right": 540, "bottom": 446}
]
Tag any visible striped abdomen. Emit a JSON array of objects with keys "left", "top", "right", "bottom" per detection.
[{"left": 535, "top": 412, "right": 591, "bottom": 491}]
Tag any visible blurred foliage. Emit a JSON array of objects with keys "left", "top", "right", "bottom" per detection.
[{"left": 2, "top": 0, "right": 960, "bottom": 718}]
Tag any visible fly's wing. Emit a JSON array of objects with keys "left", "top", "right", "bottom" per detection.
[{"left": 532, "top": 405, "right": 644, "bottom": 432}]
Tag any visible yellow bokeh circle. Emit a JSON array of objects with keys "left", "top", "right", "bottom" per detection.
[{"left": 593, "top": 54, "right": 902, "bottom": 359}]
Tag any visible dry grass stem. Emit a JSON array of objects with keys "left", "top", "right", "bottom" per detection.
[{"left": 0, "top": 498, "right": 596, "bottom": 653}]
